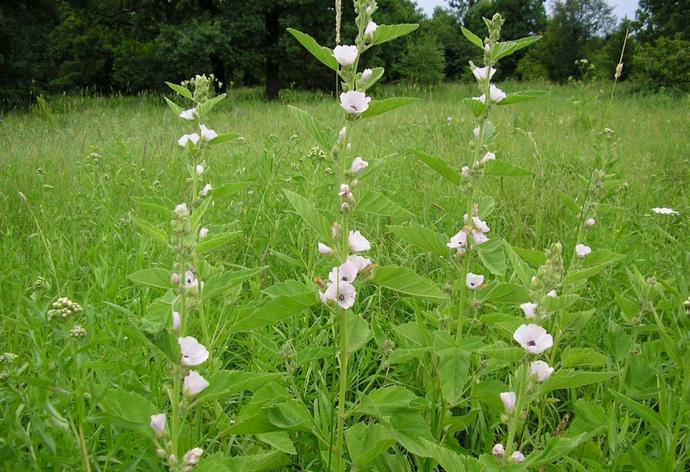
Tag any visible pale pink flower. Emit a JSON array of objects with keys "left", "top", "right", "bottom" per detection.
[
  {"left": 339, "top": 183, "right": 353, "bottom": 201},
  {"left": 179, "top": 108, "right": 198, "bottom": 120},
  {"left": 472, "top": 230, "right": 489, "bottom": 245},
  {"left": 530, "top": 360, "right": 554, "bottom": 382},
  {"left": 318, "top": 243, "right": 334, "bottom": 255},
  {"left": 199, "top": 227, "right": 209, "bottom": 240},
  {"left": 500, "top": 391, "right": 516, "bottom": 413},
  {"left": 472, "top": 66, "right": 496, "bottom": 81},
  {"left": 347, "top": 255, "right": 372, "bottom": 272},
  {"left": 520, "top": 302, "right": 538, "bottom": 319},
  {"left": 480, "top": 152, "right": 496, "bottom": 164},
  {"left": 340, "top": 91, "right": 371, "bottom": 114},
  {"left": 178, "top": 133, "right": 200, "bottom": 147},
  {"left": 184, "top": 270, "right": 200, "bottom": 293},
  {"left": 489, "top": 84, "right": 506, "bottom": 102},
  {"left": 183, "top": 448, "right": 204, "bottom": 466},
  {"left": 510, "top": 451, "right": 525, "bottom": 463},
  {"left": 200, "top": 183, "right": 212, "bottom": 197},
  {"left": 585, "top": 217, "right": 596, "bottom": 227},
  {"left": 492, "top": 443, "right": 505, "bottom": 458},
  {"left": 199, "top": 124, "right": 217, "bottom": 142},
  {"left": 575, "top": 243, "right": 592, "bottom": 258},
  {"left": 351, "top": 157, "right": 369, "bottom": 173},
  {"left": 150, "top": 414, "right": 166, "bottom": 437},
  {"left": 348, "top": 231, "right": 371, "bottom": 252},
  {"left": 321, "top": 281, "right": 356, "bottom": 309},
  {"left": 447, "top": 230, "right": 467, "bottom": 253},
  {"left": 333, "top": 45, "right": 358, "bottom": 66},
  {"left": 329, "top": 261, "right": 359, "bottom": 284},
  {"left": 172, "top": 311, "right": 181, "bottom": 331},
  {"left": 361, "top": 68, "right": 373, "bottom": 81},
  {"left": 178, "top": 336, "right": 209, "bottom": 366},
  {"left": 365, "top": 21, "right": 378, "bottom": 37},
  {"left": 513, "top": 324, "right": 553, "bottom": 354},
  {"left": 183, "top": 370, "right": 209, "bottom": 397},
  {"left": 466, "top": 272, "right": 484, "bottom": 290}
]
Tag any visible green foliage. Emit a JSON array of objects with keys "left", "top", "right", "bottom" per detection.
[
  {"left": 399, "top": 33, "right": 446, "bottom": 84},
  {"left": 632, "top": 36, "right": 690, "bottom": 91}
]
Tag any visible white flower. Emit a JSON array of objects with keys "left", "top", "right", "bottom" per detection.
[
  {"left": 361, "top": 68, "right": 373, "bottom": 81},
  {"left": 329, "top": 261, "right": 359, "bottom": 284},
  {"left": 585, "top": 217, "right": 596, "bottom": 227},
  {"left": 172, "top": 311, "right": 180, "bottom": 331},
  {"left": 472, "top": 66, "right": 496, "bottom": 81},
  {"left": 651, "top": 207, "right": 679, "bottom": 215},
  {"left": 510, "top": 451, "right": 525, "bottom": 463},
  {"left": 448, "top": 230, "right": 467, "bottom": 253},
  {"left": 179, "top": 108, "right": 198, "bottom": 120},
  {"left": 178, "top": 133, "right": 200, "bottom": 147},
  {"left": 468, "top": 215, "right": 490, "bottom": 233},
  {"left": 178, "top": 336, "right": 209, "bottom": 366},
  {"left": 466, "top": 272, "right": 484, "bottom": 290},
  {"left": 183, "top": 447, "right": 204, "bottom": 466},
  {"left": 196, "top": 164, "right": 205, "bottom": 175},
  {"left": 348, "top": 230, "right": 371, "bottom": 253},
  {"left": 500, "top": 391, "right": 516, "bottom": 413},
  {"left": 318, "top": 243, "right": 334, "bottom": 255},
  {"left": 473, "top": 126, "right": 481, "bottom": 139},
  {"left": 351, "top": 157, "right": 369, "bottom": 173},
  {"left": 150, "top": 414, "right": 166, "bottom": 437},
  {"left": 492, "top": 443, "right": 505, "bottom": 458},
  {"left": 520, "top": 302, "right": 538, "bottom": 319},
  {"left": 575, "top": 243, "right": 592, "bottom": 258},
  {"left": 184, "top": 270, "right": 200, "bottom": 293},
  {"left": 489, "top": 84, "right": 506, "bottom": 103},
  {"left": 480, "top": 152, "right": 496, "bottom": 164},
  {"left": 546, "top": 290, "right": 557, "bottom": 298},
  {"left": 365, "top": 21, "right": 378, "bottom": 37},
  {"left": 199, "top": 227, "right": 209, "bottom": 240},
  {"left": 175, "top": 203, "right": 189, "bottom": 217},
  {"left": 347, "top": 255, "right": 371, "bottom": 272},
  {"left": 183, "top": 370, "right": 210, "bottom": 397},
  {"left": 333, "top": 45, "right": 358, "bottom": 66},
  {"left": 339, "top": 183, "right": 353, "bottom": 201},
  {"left": 340, "top": 91, "right": 371, "bottom": 114},
  {"left": 199, "top": 124, "right": 217, "bottom": 142},
  {"left": 321, "top": 280, "right": 356, "bottom": 309},
  {"left": 530, "top": 360, "right": 554, "bottom": 382},
  {"left": 447, "top": 116, "right": 453, "bottom": 124},
  {"left": 472, "top": 230, "right": 489, "bottom": 245},
  {"left": 200, "top": 183, "right": 212, "bottom": 197},
  {"left": 461, "top": 166, "right": 471, "bottom": 178},
  {"left": 513, "top": 324, "right": 553, "bottom": 354}
]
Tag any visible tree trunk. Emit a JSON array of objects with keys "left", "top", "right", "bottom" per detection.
[{"left": 265, "top": 7, "right": 280, "bottom": 101}]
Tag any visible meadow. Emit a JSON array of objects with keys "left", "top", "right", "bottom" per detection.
[{"left": 1, "top": 71, "right": 689, "bottom": 471}]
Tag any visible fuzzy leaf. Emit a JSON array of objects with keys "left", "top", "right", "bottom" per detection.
[
  {"left": 461, "top": 26, "right": 484, "bottom": 49},
  {"left": 165, "top": 81, "right": 192, "bottom": 100},
  {"left": 361, "top": 97, "right": 418, "bottom": 119},
  {"left": 372, "top": 24, "right": 419, "bottom": 46},
  {"left": 287, "top": 28, "right": 338, "bottom": 71},
  {"left": 387, "top": 224, "right": 449, "bottom": 256},
  {"left": 288, "top": 105, "right": 334, "bottom": 150},
  {"left": 372, "top": 266, "right": 449, "bottom": 302},
  {"left": 411, "top": 149, "right": 461, "bottom": 185}
]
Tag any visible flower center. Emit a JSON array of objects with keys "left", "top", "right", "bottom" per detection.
[
  {"left": 527, "top": 340, "right": 536, "bottom": 347},
  {"left": 338, "top": 295, "right": 345, "bottom": 301}
]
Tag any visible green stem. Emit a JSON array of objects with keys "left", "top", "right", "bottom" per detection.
[{"left": 335, "top": 308, "right": 349, "bottom": 472}]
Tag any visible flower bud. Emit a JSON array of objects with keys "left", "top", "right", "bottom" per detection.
[
  {"left": 150, "top": 414, "right": 167, "bottom": 438},
  {"left": 585, "top": 217, "right": 596, "bottom": 228},
  {"left": 338, "top": 127, "right": 347, "bottom": 143},
  {"left": 510, "top": 451, "right": 525, "bottom": 463},
  {"left": 341, "top": 202, "right": 351, "bottom": 213},
  {"left": 174, "top": 203, "right": 189, "bottom": 218},
  {"left": 199, "top": 227, "right": 209, "bottom": 240},
  {"left": 195, "top": 164, "right": 204, "bottom": 176},
  {"left": 500, "top": 391, "right": 516, "bottom": 413},
  {"left": 183, "top": 447, "right": 204, "bottom": 466},
  {"left": 318, "top": 243, "right": 334, "bottom": 255},
  {"left": 361, "top": 68, "right": 373, "bottom": 81},
  {"left": 492, "top": 443, "right": 505, "bottom": 458}
]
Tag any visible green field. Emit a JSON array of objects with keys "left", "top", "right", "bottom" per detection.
[{"left": 1, "top": 82, "right": 689, "bottom": 470}]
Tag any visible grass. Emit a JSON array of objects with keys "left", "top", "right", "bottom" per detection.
[{"left": 0, "top": 82, "right": 689, "bottom": 470}]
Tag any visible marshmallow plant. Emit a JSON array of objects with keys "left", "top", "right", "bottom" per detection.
[{"left": 120, "top": 75, "right": 268, "bottom": 469}]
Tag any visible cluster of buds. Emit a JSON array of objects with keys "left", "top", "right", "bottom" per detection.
[
  {"left": 69, "top": 325, "right": 87, "bottom": 338},
  {"left": 181, "top": 73, "right": 221, "bottom": 104},
  {"left": 308, "top": 146, "right": 328, "bottom": 161},
  {"left": 447, "top": 208, "right": 491, "bottom": 256},
  {"left": 47, "top": 297, "right": 82, "bottom": 321}
]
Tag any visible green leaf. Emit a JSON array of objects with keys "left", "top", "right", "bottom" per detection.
[
  {"left": 437, "top": 347, "right": 470, "bottom": 407},
  {"left": 608, "top": 389, "right": 669, "bottom": 434},
  {"left": 493, "top": 35, "right": 541, "bottom": 61},
  {"left": 541, "top": 294, "right": 580, "bottom": 313},
  {"left": 165, "top": 81, "right": 192, "bottom": 100},
  {"left": 483, "top": 160, "right": 532, "bottom": 176},
  {"left": 461, "top": 26, "right": 484, "bottom": 49},
  {"left": 288, "top": 105, "right": 334, "bottom": 150},
  {"left": 197, "top": 93, "right": 226, "bottom": 116},
  {"left": 283, "top": 190, "right": 332, "bottom": 242},
  {"left": 133, "top": 196, "right": 173, "bottom": 220},
  {"left": 372, "top": 24, "right": 419, "bottom": 46},
  {"left": 194, "top": 371, "right": 283, "bottom": 405},
  {"left": 144, "top": 329, "right": 181, "bottom": 364},
  {"left": 208, "top": 132, "right": 242, "bottom": 145},
  {"left": 541, "top": 370, "right": 616, "bottom": 393},
  {"left": 268, "top": 399, "right": 313, "bottom": 432},
  {"left": 358, "top": 66, "right": 385, "bottom": 90},
  {"left": 478, "top": 343, "right": 524, "bottom": 362},
  {"left": 196, "top": 231, "right": 241, "bottom": 253},
  {"left": 163, "top": 97, "right": 183, "bottom": 115},
  {"left": 478, "top": 283, "right": 529, "bottom": 304},
  {"left": 525, "top": 433, "right": 589, "bottom": 468},
  {"left": 411, "top": 149, "right": 461, "bottom": 185},
  {"left": 203, "top": 267, "right": 267, "bottom": 299},
  {"left": 256, "top": 431, "right": 297, "bottom": 455},
  {"left": 196, "top": 451, "right": 290, "bottom": 472},
  {"left": 387, "top": 224, "right": 449, "bottom": 256},
  {"left": 132, "top": 216, "right": 169, "bottom": 246},
  {"left": 286, "top": 28, "right": 338, "bottom": 71},
  {"left": 99, "top": 390, "right": 157, "bottom": 433},
  {"left": 347, "top": 423, "right": 396, "bottom": 467},
  {"left": 358, "top": 386, "right": 418, "bottom": 417},
  {"left": 476, "top": 238, "right": 506, "bottom": 276},
  {"left": 357, "top": 190, "right": 411, "bottom": 218},
  {"left": 561, "top": 348, "right": 608, "bottom": 369},
  {"left": 463, "top": 96, "right": 486, "bottom": 117},
  {"left": 361, "top": 97, "right": 418, "bottom": 119},
  {"left": 128, "top": 268, "right": 170, "bottom": 290},
  {"left": 232, "top": 282, "right": 318, "bottom": 332},
  {"left": 371, "top": 265, "right": 449, "bottom": 302},
  {"left": 498, "top": 90, "right": 548, "bottom": 106},
  {"left": 213, "top": 181, "right": 252, "bottom": 199},
  {"left": 345, "top": 312, "right": 372, "bottom": 354}
]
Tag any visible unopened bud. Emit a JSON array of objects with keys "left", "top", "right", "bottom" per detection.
[
  {"left": 338, "top": 127, "right": 347, "bottom": 143},
  {"left": 171, "top": 273, "right": 181, "bottom": 285},
  {"left": 341, "top": 202, "right": 351, "bottom": 213},
  {"left": 615, "top": 63, "right": 623, "bottom": 79},
  {"left": 492, "top": 443, "right": 505, "bottom": 458}
]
